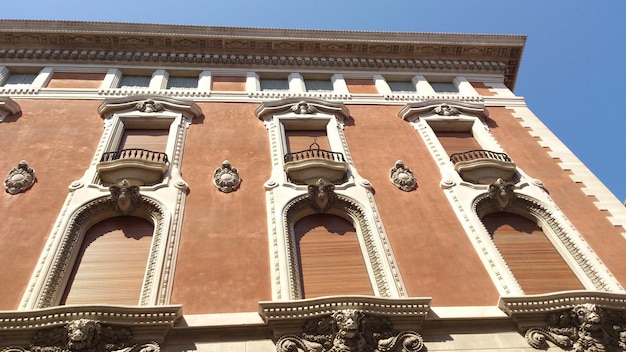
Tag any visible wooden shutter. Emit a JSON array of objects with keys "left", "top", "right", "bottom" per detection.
[
  {"left": 296, "top": 214, "right": 373, "bottom": 298},
  {"left": 483, "top": 212, "right": 583, "bottom": 294},
  {"left": 435, "top": 131, "right": 482, "bottom": 156},
  {"left": 61, "top": 216, "right": 153, "bottom": 305},
  {"left": 120, "top": 129, "right": 169, "bottom": 152},
  {"left": 285, "top": 130, "right": 330, "bottom": 153}
]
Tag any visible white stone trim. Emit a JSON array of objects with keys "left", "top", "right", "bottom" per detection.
[
  {"left": 19, "top": 96, "right": 200, "bottom": 310},
  {"left": 257, "top": 99, "right": 406, "bottom": 300},
  {"left": 509, "top": 105, "right": 626, "bottom": 238},
  {"left": 0, "top": 66, "right": 9, "bottom": 86},
  {"left": 151, "top": 69, "right": 168, "bottom": 90},
  {"left": 400, "top": 101, "right": 624, "bottom": 296}
]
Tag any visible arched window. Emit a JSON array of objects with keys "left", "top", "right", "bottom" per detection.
[
  {"left": 61, "top": 216, "right": 153, "bottom": 305},
  {"left": 482, "top": 212, "right": 584, "bottom": 294},
  {"left": 295, "top": 214, "right": 373, "bottom": 298}
]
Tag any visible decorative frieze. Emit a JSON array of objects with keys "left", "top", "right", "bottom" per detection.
[{"left": 4, "top": 160, "right": 35, "bottom": 195}]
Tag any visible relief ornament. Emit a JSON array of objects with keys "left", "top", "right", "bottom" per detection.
[
  {"left": 1, "top": 318, "right": 159, "bottom": 352},
  {"left": 213, "top": 160, "right": 241, "bottom": 193},
  {"left": 525, "top": 303, "right": 626, "bottom": 351},
  {"left": 275, "top": 309, "right": 424, "bottom": 352},
  {"left": 4, "top": 160, "right": 35, "bottom": 195},
  {"left": 390, "top": 160, "right": 417, "bottom": 192}
]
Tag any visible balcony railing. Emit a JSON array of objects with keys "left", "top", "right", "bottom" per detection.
[
  {"left": 283, "top": 139, "right": 347, "bottom": 185},
  {"left": 284, "top": 139, "right": 345, "bottom": 164},
  {"left": 100, "top": 148, "right": 169, "bottom": 164},
  {"left": 450, "top": 149, "right": 511, "bottom": 164},
  {"left": 284, "top": 149, "right": 345, "bottom": 163}
]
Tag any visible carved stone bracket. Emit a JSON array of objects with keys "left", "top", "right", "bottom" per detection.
[
  {"left": 524, "top": 304, "right": 626, "bottom": 351},
  {"left": 1, "top": 318, "right": 159, "bottom": 352},
  {"left": 390, "top": 160, "right": 417, "bottom": 192},
  {"left": 4, "top": 160, "right": 35, "bottom": 195},
  {"left": 307, "top": 178, "right": 337, "bottom": 213},
  {"left": 500, "top": 292, "right": 626, "bottom": 352},
  {"left": 488, "top": 178, "right": 516, "bottom": 210},
  {"left": 274, "top": 309, "right": 425, "bottom": 352},
  {"left": 109, "top": 179, "right": 141, "bottom": 215},
  {"left": 213, "top": 160, "right": 241, "bottom": 193}
]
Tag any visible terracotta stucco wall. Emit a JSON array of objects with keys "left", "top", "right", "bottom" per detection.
[
  {"left": 487, "top": 106, "right": 626, "bottom": 286},
  {"left": 172, "top": 102, "right": 272, "bottom": 314},
  {"left": 0, "top": 99, "right": 103, "bottom": 309},
  {"left": 344, "top": 105, "right": 500, "bottom": 306}
]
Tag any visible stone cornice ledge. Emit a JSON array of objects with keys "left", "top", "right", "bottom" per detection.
[
  {"left": 0, "top": 305, "right": 182, "bottom": 343},
  {"left": 0, "top": 96, "right": 21, "bottom": 121},
  {"left": 260, "top": 296, "right": 431, "bottom": 337},
  {"left": 499, "top": 290, "right": 626, "bottom": 329}
]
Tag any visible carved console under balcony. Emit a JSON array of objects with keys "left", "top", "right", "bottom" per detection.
[
  {"left": 284, "top": 139, "right": 348, "bottom": 185},
  {"left": 450, "top": 149, "right": 516, "bottom": 184},
  {"left": 96, "top": 148, "right": 169, "bottom": 186}
]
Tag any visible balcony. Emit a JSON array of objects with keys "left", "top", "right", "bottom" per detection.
[
  {"left": 284, "top": 142, "right": 347, "bottom": 185},
  {"left": 96, "top": 148, "right": 169, "bottom": 186},
  {"left": 450, "top": 149, "right": 516, "bottom": 184}
]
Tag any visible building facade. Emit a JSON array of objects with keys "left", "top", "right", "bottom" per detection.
[{"left": 1, "top": 20, "right": 626, "bottom": 351}]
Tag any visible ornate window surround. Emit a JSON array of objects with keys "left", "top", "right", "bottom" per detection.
[
  {"left": 256, "top": 98, "right": 406, "bottom": 300},
  {"left": 398, "top": 101, "right": 623, "bottom": 296},
  {"left": 19, "top": 95, "right": 201, "bottom": 310}
]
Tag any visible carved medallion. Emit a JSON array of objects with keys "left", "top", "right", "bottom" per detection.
[
  {"left": 307, "top": 178, "right": 336, "bottom": 213},
  {"left": 291, "top": 101, "right": 319, "bottom": 114},
  {"left": 390, "top": 160, "right": 417, "bottom": 192},
  {"left": 433, "top": 103, "right": 460, "bottom": 116},
  {"left": 525, "top": 303, "right": 626, "bottom": 351},
  {"left": 4, "top": 160, "right": 35, "bottom": 195},
  {"left": 213, "top": 160, "right": 241, "bottom": 193},
  {"left": 488, "top": 178, "right": 516, "bottom": 210},
  {"left": 135, "top": 99, "right": 164, "bottom": 113},
  {"left": 1, "top": 318, "right": 159, "bottom": 352},
  {"left": 275, "top": 309, "right": 425, "bottom": 352},
  {"left": 109, "top": 179, "right": 141, "bottom": 215}
]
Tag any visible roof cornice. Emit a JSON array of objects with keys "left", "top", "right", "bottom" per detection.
[{"left": 0, "top": 20, "right": 526, "bottom": 90}]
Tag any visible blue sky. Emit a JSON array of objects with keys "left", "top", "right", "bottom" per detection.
[{"left": 3, "top": 1, "right": 625, "bottom": 201}]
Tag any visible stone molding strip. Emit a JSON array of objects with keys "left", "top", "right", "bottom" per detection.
[
  {"left": 510, "top": 106, "right": 626, "bottom": 238},
  {"left": 499, "top": 291, "right": 626, "bottom": 332},
  {"left": 0, "top": 304, "right": 181, "bottom": 331}
]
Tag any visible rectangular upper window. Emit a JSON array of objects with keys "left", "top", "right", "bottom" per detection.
[
  {"left": 166, "top": 76, "right": 198, "bottom": 90},
  {"left": 260, "top": 78, "right": 289, "bottom": 91},
  {"left": 1, "top": 73, "right": 37, "bottom": 88},
  {"left": 304, "top": 79, "right": 333, "bottom": 92},
  {"left": 430, "top": 82, "right": 459, "bottom": 93},
  {"left": 388, "top": 81, "right": 416, "bottom": 93},
  {"left": 119, "top": 75, "right": 151, "bottom": 89}
]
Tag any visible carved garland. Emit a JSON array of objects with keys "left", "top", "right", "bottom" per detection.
[
  {"left": 36, "top": 196, "right": 166, "bottom": 308},
  {"left": 275, "top": 309, "right": 424, "bottom": 352},
  {"left": 474, "top": 192, "right": 611, "bottom": 292},
  {"left": 283, "top": 195, "right": 392, "bottom": 299},
  {"left": 1, "top": 318, "right": 160, "bottom": 352}
]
